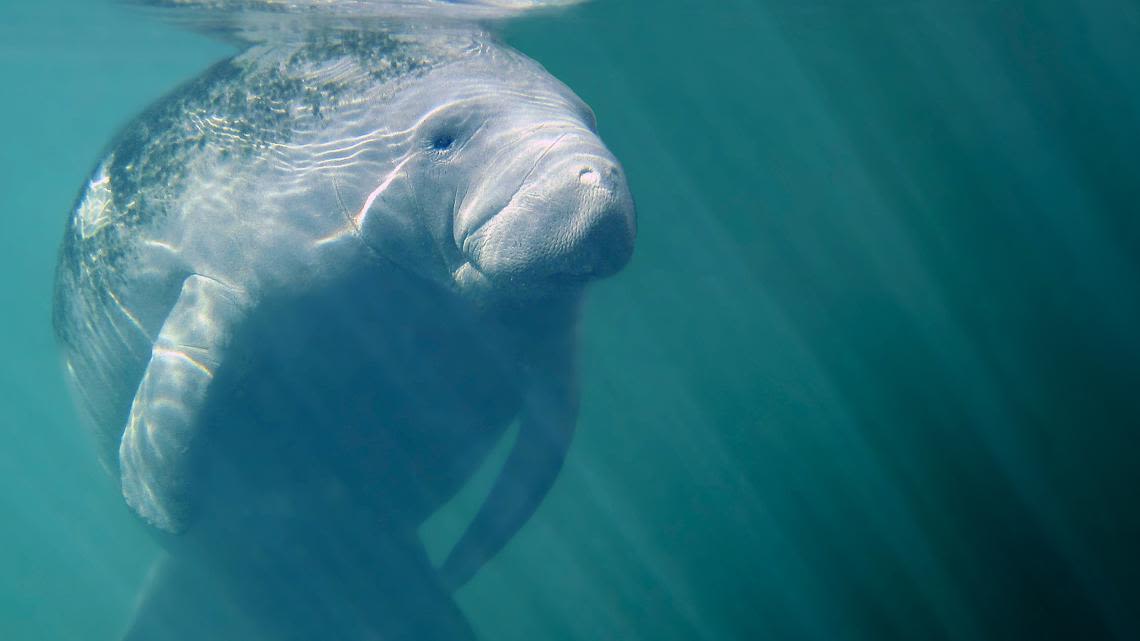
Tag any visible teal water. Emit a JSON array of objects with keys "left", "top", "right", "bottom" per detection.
[{"left": 2, "top": 1, "right": 1139, "bottom": 639}]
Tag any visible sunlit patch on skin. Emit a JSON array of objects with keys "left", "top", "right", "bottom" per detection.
[
  {"left": 354, "top": 155, "right": 416, "bottom": 230},
  {"left": 152, "top": 347, "right": 216, "bottom": 379},
  {"left": 77, "top": 160, "right": 115, "bottom": 239},
  {"left": 106, "top": 287, "right": 153, "bottom": 342}
]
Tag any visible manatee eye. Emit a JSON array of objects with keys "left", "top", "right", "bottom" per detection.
[
  {"left": 423, "top": 114, "right": 475, "bottom": 157},
  {"left": 430, "top": 132, "right": 456, "bottom": 152}
]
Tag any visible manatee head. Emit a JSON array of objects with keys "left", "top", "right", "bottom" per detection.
[{"left": 354, "top": 47, "right": 636, "bottom": 302}]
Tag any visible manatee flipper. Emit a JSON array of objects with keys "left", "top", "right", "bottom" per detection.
[
  {"left": 120, "top": 274, "right": 248, "bottom": 533},
  {"left": 439, "top": 340, "right": 579, "bottom": 590}
]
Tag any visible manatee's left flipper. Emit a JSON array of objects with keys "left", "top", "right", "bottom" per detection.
[
  {"left": 439, "top": 337, "right": 579, "bottom": 590},
  {"left": 119, "top": 274, "right": 249, "bottom": 533}
]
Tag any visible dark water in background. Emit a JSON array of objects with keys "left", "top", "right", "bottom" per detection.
[{"left": 2, "top": 1, "right": 1139, "bottom": 639}]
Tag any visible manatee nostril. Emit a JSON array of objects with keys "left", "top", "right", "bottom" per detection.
[{"left": 578, "top": 167, "right": 600, "bottom": 186}]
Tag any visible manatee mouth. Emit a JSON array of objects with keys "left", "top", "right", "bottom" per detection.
[
  {"left": 452, "top": 130, "right": 635, "bottom": 292},
  {"left": 457, "top": 161, "right": 635, "bottom": 290},
  {"left": 451, "top": 196, "right": 516, "bottom": 291},
  {"left": 454, "top": 132, "right": 571, "bottom": 258},
  {"left": 457, "top": 204, "right": 507, "bottom": 263}
]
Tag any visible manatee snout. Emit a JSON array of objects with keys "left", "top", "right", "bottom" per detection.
[{"left": 457, "top": 132, "right": 636, "bottom": 287}]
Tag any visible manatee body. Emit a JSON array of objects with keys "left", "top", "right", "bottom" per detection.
[{"left": 54, "top": 25, "right": 634, "bottom": 640}]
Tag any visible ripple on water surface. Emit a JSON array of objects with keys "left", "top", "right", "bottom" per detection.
[{"left": 130, "top": 0, "right": 588, "bottom": 39}]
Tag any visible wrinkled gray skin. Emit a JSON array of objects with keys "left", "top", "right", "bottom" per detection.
[{"left": 54, "top": 27, "right": 634, "bottom": 640}]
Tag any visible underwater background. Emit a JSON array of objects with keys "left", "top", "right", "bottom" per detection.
[{"left": 2, "top": 0, "right": 1138, "bottom": 639}]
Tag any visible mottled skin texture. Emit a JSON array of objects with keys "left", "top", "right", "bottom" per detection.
[{"left": 54, "top": 26, "right": 634, "bottom": 641}]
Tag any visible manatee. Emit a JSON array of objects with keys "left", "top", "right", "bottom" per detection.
[{"left": 53, "top": 3, "right": 635, "bottom": 639}]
